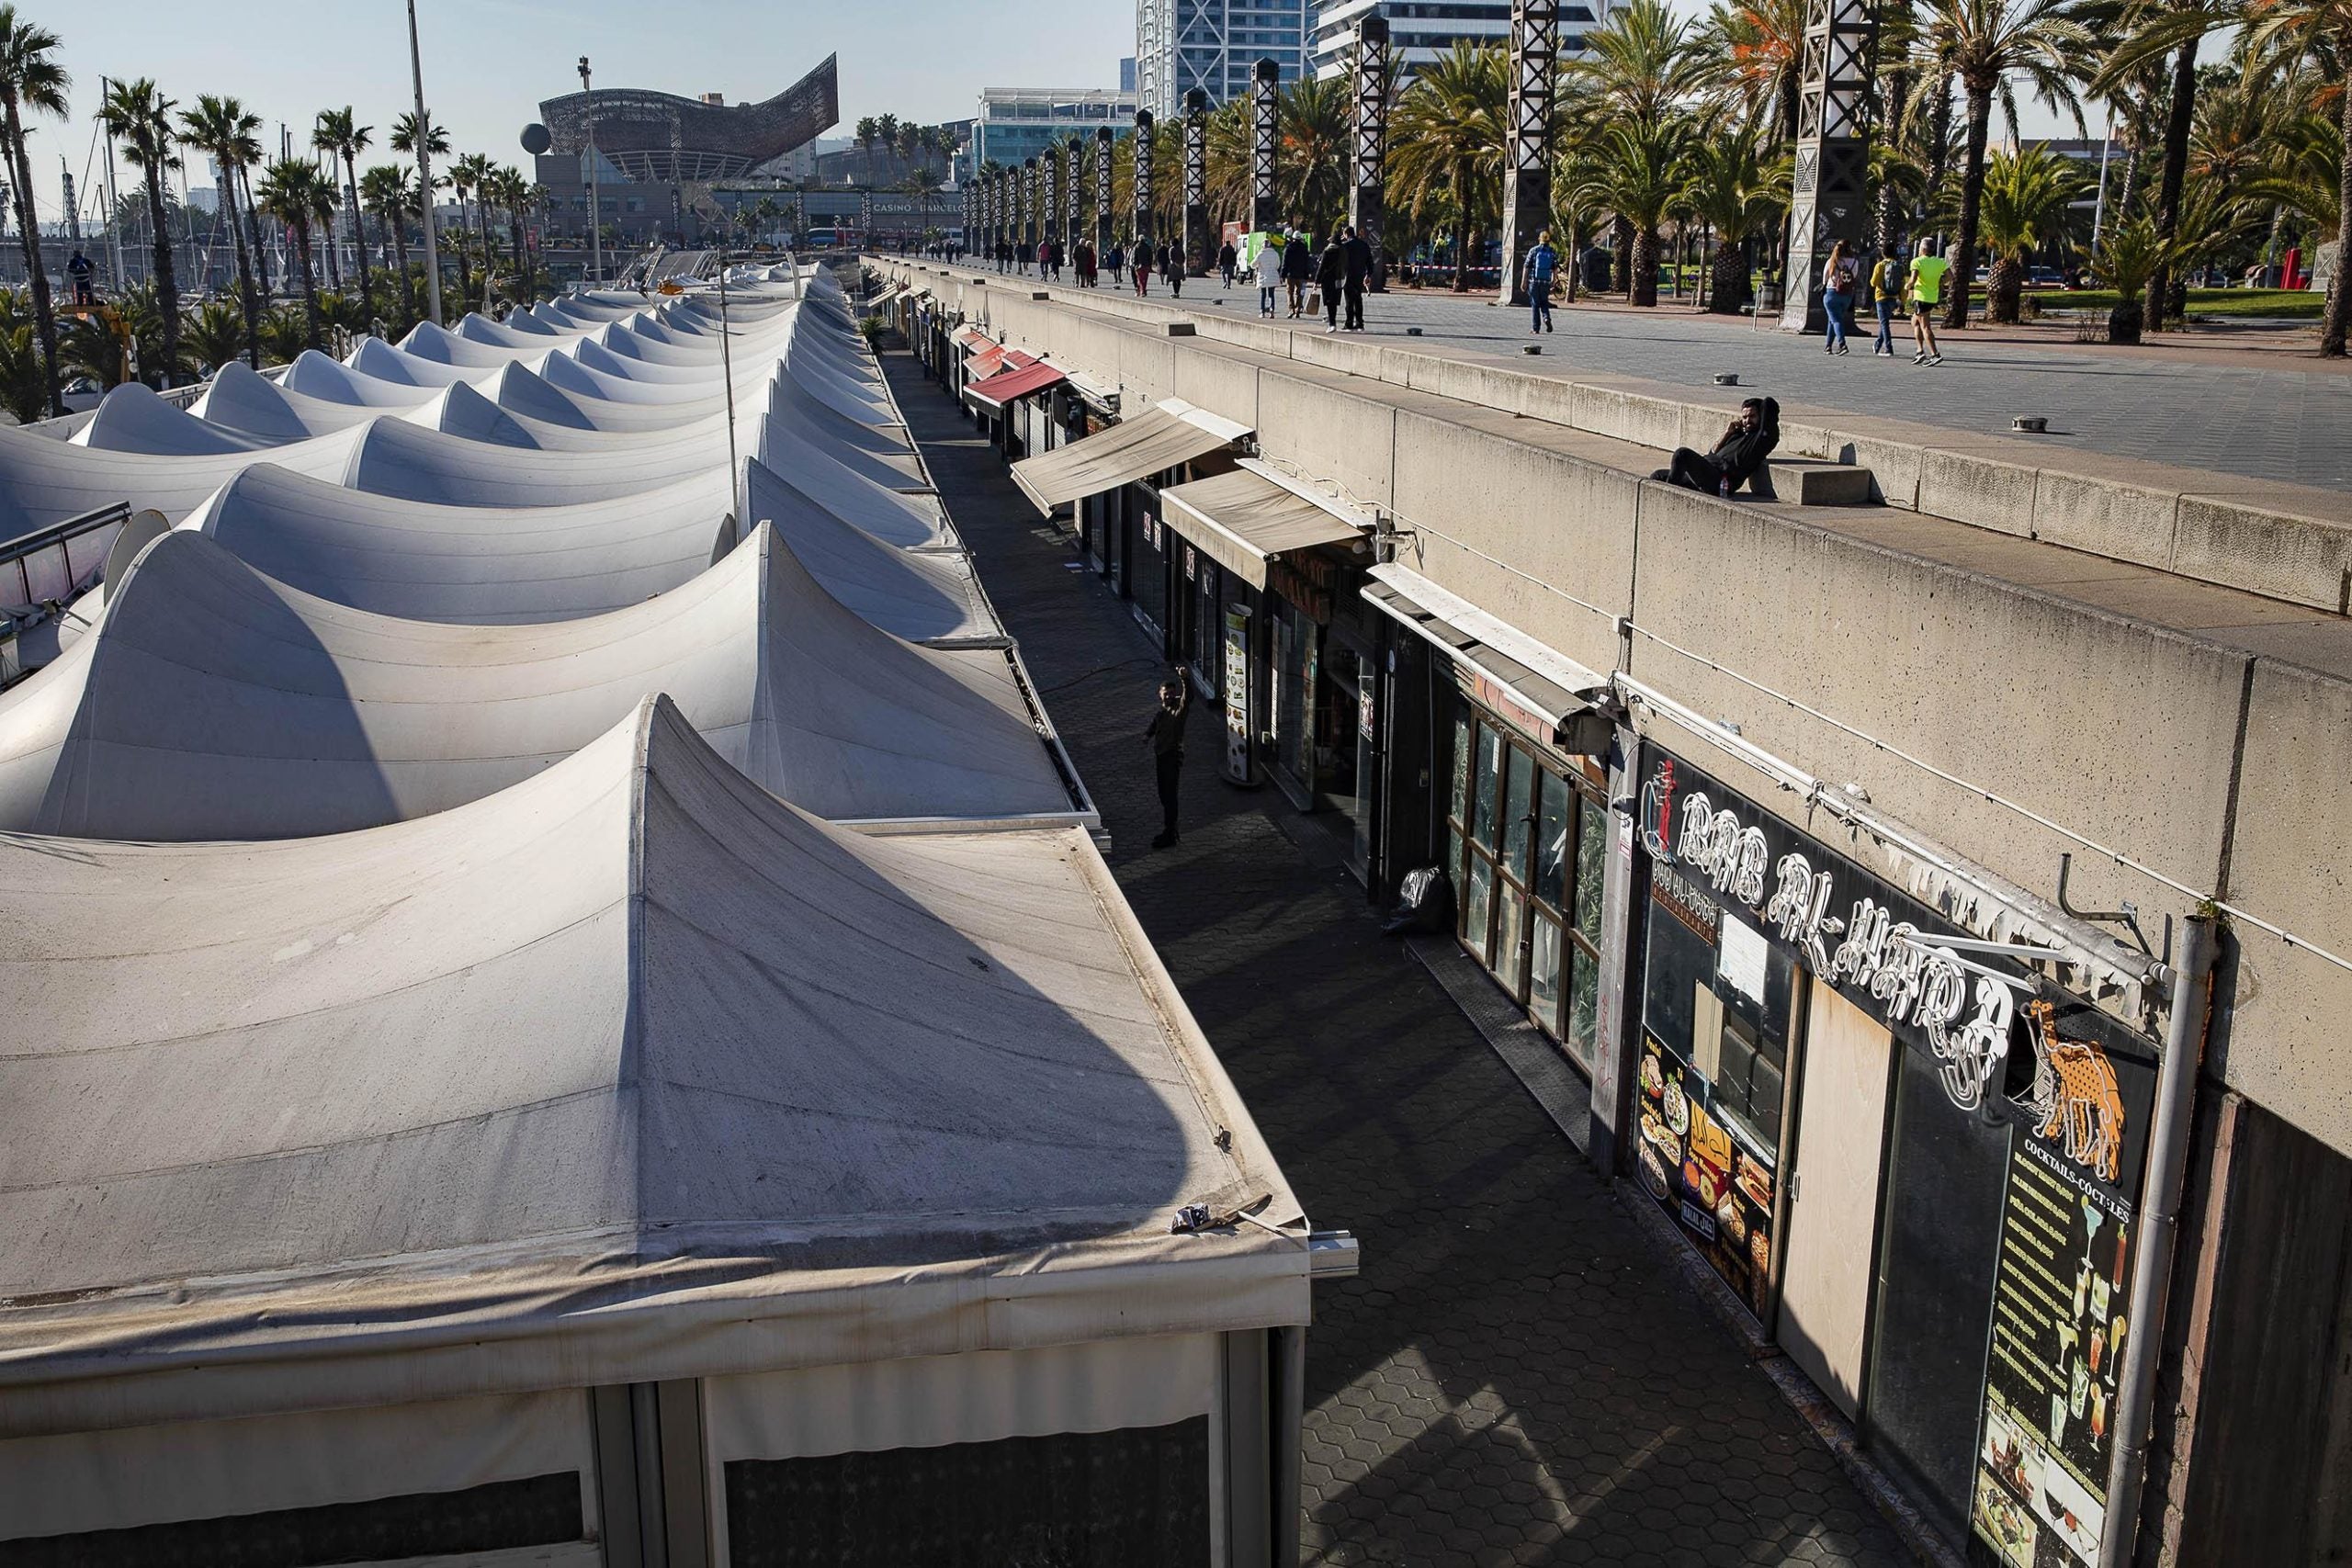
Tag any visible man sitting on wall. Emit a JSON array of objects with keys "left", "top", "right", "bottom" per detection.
[{"left": 1651, "top": 397, "right": 1780, "bottom": 496}]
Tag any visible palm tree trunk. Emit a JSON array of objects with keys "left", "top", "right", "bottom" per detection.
[
  {"left": 1632, "top": 225, "right": 1659, "bottom": 307},
  {"left": 1611, "top": 216, "right": 1633, "bottom": 293},
  {"left": 511, "top": 214, "right": 530, "bottom": 302},
  {"left": 478, "top": 205, "right": 494, "bottom": 310},
  {"left": 1565, "top": 210, "right": 1581, "bottom": 303},
  {"left": 1944, "top": 83, "right": 1993, "bottom": 330},
  {"left": 390, "top": 208, "right": 414, "bottom": 330},
  {"left": 1452, "top": 158, "right": 1471, "bottom": 292},
  {"left": 243, "top": 166, "right": 271, "bottom": 293},
  {"left": 2144, "top": 39, "right": 2199, "bottom": 330},
  {"left": 4, "top": 100, "right": 63, "bottom": 414},
  {"left": 145, "top": 173, "right": 180, "bottom": 386},
  {"left": 220, "top": 172, "right": 260, "bottom": 369},
  {"left": 1711, "top": 240, "right": 1744, "bottom": 316},
  {"left": 346, "top": 157, "right": 374, "bottom": 330},
  {"left": 2326, "top": 51, "right": 2352, "bottom": 358},
  {"left": 295, "top": 229, "right": 321, "bottom": 350}
]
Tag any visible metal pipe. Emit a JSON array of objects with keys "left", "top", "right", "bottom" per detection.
[
  {"left": 406, "top": 0, "right": 443, "bottom": 326},
  {"left": 2099, "top": 914, "right": 2217, "bottom": 1568}
]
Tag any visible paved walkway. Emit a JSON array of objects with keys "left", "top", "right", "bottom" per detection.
[
  {"left": 885, "top": 347, "right": 1915, "bottom": 1568},
  {"left": 999, "top": 265, "right": 2352, "bottom": 491}
]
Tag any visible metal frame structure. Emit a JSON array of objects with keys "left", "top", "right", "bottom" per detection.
[
  {"left": 1068, "top": 136, "right": 1085, "bottom": 261},
  {"left": 1023, "top": 158, "right": 1040, "bottom": 259},
  {"left": 1250, "top": 58, "right": 1282, "bottom": 233},
  {"left": 1132, "top": 111, "right": 1155, "bottom": 250},
  {"left": 1350, "top": 17, "right": 1391, "bottom": 291},
  {"left": 1046, "top": 147, "right": 1063, "bottom": 254},
  {"left": 1497, "top": 0, "right": 1557, "bottom": 306},
  {"left": 1781, "top": 0, "right": 1877, "bottom": 330},
  {"left": 1183, "top": 90, "right": 1211, "bottom": 276},
  {"left": 1095, "top": 127, "right": 1115, "bottom": 255}
]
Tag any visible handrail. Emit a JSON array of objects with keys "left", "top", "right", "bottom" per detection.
[{"left": 0, "top": 502, "right": 131, "bottom": 570}]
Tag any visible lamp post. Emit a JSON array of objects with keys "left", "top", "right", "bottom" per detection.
[
  {"left": 1183, "top": 89, "right": 1209, "bottom": 276},
  {"left": 1498, "top": 0, "right": 1558, "bottom": 306},
  {"left": 1095, "top": 127, "right": 1114, "bottom": 257},
  {"left": 1250, "top": 58, "right": 1281, "bottom": 234},
  {"left": 1132, "top": 110, "right": 1154, "bottom": 252},
  {"left": 1351, "top": 17, "right": 1392, "bottom": 291},
  {"left": 406, "top": 0, "right": 443, "bottom": 323},
  {"left": 578, "top": 56, "right": 602, "bottom": 286}
]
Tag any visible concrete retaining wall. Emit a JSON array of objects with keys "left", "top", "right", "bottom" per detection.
[{"left": 883, "top": 259, "right": 2352, "bottom": 1156}]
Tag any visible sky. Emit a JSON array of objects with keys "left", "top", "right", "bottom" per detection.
[
  {"left": 17, "top": 0, "right": 1134, "bottom": 221},
  {"left": 17, "top": 0, "right": 2073, "bottom": 226}
]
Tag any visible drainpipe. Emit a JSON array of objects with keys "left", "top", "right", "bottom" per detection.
[{"left": 2098, "top": 913, "right": 2217, "bottom": 1568}]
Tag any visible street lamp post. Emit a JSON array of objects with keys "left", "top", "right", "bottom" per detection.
[
  {"left": 1183, "top": 89, "right": 1209, "bottom": 276},
  {"left": 406, "top": 0, "right": 443, "bottom": 324},
  {"left": 579, "top": 56, "right": 602, "bottom": 286}
]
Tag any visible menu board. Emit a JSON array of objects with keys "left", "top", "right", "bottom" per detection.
[
  {"left": 1221, "top": 604, "right": 1251, "bottom": 784},
  {"left": 1638, "top": 1034, "right": 1777, "bottom": 1316},
  {"left": 1971, "top": 1002, "right": 2158, "bottom": 1568}
]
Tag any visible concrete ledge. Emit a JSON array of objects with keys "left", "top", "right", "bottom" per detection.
[{"left": 1755, "top": 458, "right": 1874, "bottom": 506}]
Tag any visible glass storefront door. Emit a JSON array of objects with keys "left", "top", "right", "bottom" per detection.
[{"left": 1444, "top": 696, "right": 1609, "bottom": 1067}]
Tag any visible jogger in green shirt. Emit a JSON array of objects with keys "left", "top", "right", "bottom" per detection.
[{"left": 1906, "top": 239, "right": 1948, "bottom": 366}]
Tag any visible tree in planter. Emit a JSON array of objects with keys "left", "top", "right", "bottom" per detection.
[
  {"left": 1677, "top": 121, "right": 1780, "bottom": 313},
  {"left": 2090, "top": 214, "right": 2175, "bottom": 342},
  {"left": 1974, "top": 142, "right": 2091, "bottom": 322}
]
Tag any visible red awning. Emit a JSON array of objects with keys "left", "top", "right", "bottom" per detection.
[
  {"left": 1002, "top": 349, "right": 1039, "bottom": 369},
  {"left": 964, "top": 361, "right": 1067, "bottom": 411},
  {"left": 967, "top": 344, "right": 1009, "bottom": 378}
]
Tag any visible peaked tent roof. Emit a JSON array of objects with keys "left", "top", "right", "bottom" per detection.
[
  {"left": 742, "top": 457, "right": 997, "bottom": 646},
  {"left": 183, "top": 460, "right": 740, "bottom": 622},
  {"left": 752, "top": 414, "right": 956, "bottom": 549},
  {"left": 0, "top": 525, "right": 1074, "bottom": 838},
  {"left": 0, "top": 695, "right": 1303, "bottom": 1419},
  {"left": 71, "top": 382, "right": 279, "bottom": 455}
]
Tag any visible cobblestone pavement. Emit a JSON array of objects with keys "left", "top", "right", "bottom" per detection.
[
  {"left": 1001, "top": 267, "right": 2352, "bottom": 491},
  {"left": 885, "top": 348, "right": 1916, "bottom": 1568}
]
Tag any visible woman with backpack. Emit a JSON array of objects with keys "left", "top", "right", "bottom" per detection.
[{"left": 1821, "top": 240, "right": 1855, "bottom": 355}]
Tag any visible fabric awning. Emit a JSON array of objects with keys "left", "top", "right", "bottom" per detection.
[
  {"left": 966, "top": 344, "right": 1009, "bottom": 378},
  {"left": 1362, "top": 563, "right": 1613, "bottom": 751},
  {"left": 1157, "top": 468, "right": 1364, "bottom": 590},
  {"left": 964, "top": 361, "right": 1066, "bottom": 411},
  {"left": 952, "top": 325, "right": 993, "bottom": 350},
  {"left": 1009, "top": 404, "right": 1247, "bottom": 513}
]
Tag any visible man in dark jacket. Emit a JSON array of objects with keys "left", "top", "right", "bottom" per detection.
[
  {"left": 1316, "top": 235, "right": 1346, "bottom": 331},
  {"left": 1341, "top": 224, "right": 1373, "bottom": 330},
  {"left": 1651, "top": 397, "right": 1780, "bottom": 494},
  {"left": 1218, "top": 239, "right": 1238, "bottom": 286},
  {"left": 1163, "top": 240, "right": 1184, "bottom": 298},
  {"left": 1145, "top": 677, "right": 1189, "bottom": 848},
  {"left": 1282, "top": 228, "right": 1313, "bottom": 318}
]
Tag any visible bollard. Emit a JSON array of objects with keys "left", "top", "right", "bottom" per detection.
[
  {"left": 1406, "top": 326, "right": 1422, "bottom": 336},
  {"left": 2011, "top": 416, "right": 2048, "bottom": 433},
  {"left": 1713, "top": 372, "right": 1739, "bottom": 386},
  {"left": 1522, "top": 344, "right": 1542, "bottom": 355}
]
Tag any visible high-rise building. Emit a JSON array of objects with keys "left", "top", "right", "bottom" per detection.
[
  {"left": 1136, "top": 0, "right": 1314, "bottom": 118},
  {"left": 970, "top": 87, "right": 1138, "bottom": 175},
  {"left": 1307, "top": 0, "right": 1608, "bottom": 85}
]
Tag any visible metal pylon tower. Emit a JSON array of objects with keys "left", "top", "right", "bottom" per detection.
[
  {"left": 1183, "top": 90, "right": 1210, "bottom": 276},
  {"left": 1498, "top": 0, "right": 1558, "bottom": 306},
  {"left": 1782, "top": 0, "right": 1878, "bottom": 330},
  {"left": 1132, "top": 111, "right": 1155, "bottom": 250},
  {"left": 1095, "top": 128, "right": 1114, "bottom": 255},
  {"left": 1250, "top": 58, "right": 1281, "bottom": 234},
  {"left": 1350, "top": 17, "right": 1391, "bottom": 290},
  {"left": 1067, "top": 136, "right": 1085, "bottom": 261}
]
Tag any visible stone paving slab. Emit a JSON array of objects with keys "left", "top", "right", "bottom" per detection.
[{"left": 883, "top": 345, "right": 1917, "bottom": 1568}]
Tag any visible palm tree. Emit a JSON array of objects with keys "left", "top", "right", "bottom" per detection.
[
  {"left": 360, "top": 165, "right": 417, "bottom": 330},
  {"left": 390, "top": 110, "right": 449, "bottom": 320},
  {"left": 0, "top": 284, "right": 46, "bottom": 422},
  {"left": 491, "top": 164, "right": 534, "bottom": 303},
  {"left": 254, "top": 157, "right": 332, "bottom": 350},
  {"left": 0, "top": 6, "right": 70, "bottom": 413},
  {"left": 1922, "top": 0, "right": 2091, "bottom": 328},
  {"left": 314, "top": 107, "right": 375, "bottom": 330},
  {"left": 854, "top": 115, "right": 878, "bottom": 184},
  {"left": 1571, "top": 0, "right": 1712, "bottom": 290},
  {"left": 1572, "top": 115, "right": 1695, "bottom": 306},
  {"left": 1974, "top": 142, "right": 2091, "bottom": 321},
  {"left": 1679, "top": 121, "right": 1781, "bottom": 311},
  {"left": 449, "top": 152, "right": 498, "bottom": 311},
  {"left": 1278, "top": 75, "right": 1353, "bottom": 236},
  {"left": 876, "top": 113, "right": 901, "bottom": 183},
  {"left": 180, "top": 96, "right": 264, "bottom": 369},
  {"left": 2241, "top": 0, "right": 2352, "bottom": 355},
  {"left": 1390, "top": 41, "right": 1510, "bottom": 290},
  {"left": 1700, "top": 0, "right": 1809, "bottom": 145},
  {"left": 181, "top": 296, "right": 244, "bottom": 373},
  {"left": 97, "top": 78, "right": 182, "bottom": 387}
]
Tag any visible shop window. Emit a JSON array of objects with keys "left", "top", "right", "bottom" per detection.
[
  {"left": 1864, "top": 1047, "right": 2014, "bottom": 1545},
  {"left": 1445, "top": 704, "right": 1608, "bottom": 1072}
]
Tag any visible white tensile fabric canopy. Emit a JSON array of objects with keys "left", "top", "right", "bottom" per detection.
[
  {"left": 742, "top": 457, "right": 998, "bottom": 646},
  {"left": 0, "top": 525, "right": 1078, "bottom": 837},
  {"left": 0, "top": 696, "right": 1304, "bottom": 1434}
]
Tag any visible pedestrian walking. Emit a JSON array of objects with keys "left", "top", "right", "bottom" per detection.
[
  {"left": 1145, "top": 677, "right": 1189, "bottom": 849},
  {"left": 1163, "top": 241, "right": 1184, "bottom": 298},
  {"left": 1134, "top": 239, "right": 1153, "bottom": 297},
  {"left": 1076, "top": 239, "right": 1097, "bottom": 288},
  {"left": 1906, "top": 239, "right": 1948, "bottom": 366},
  {"left": 1342, "top": 225, "right": 1372, "bottom": 330},
  {"left": 1218, "top": 239, "right": 1238, "bottom": 287},
  {"left": 1283, "top": 229, "right": 1312, "bottom": 318},
  {"left": 1869, "top": 245, "right": 1900, "bottom": 355},
  {"left": 1650, "top": 398, "right": 1780, "bottom": 496},
  {"left": 1821, "top": 240, "right": 1854, "bottom": 355},
  {"left": 1252, "top": 235, "right": 1283, "bottom": 317},
  {"left": 1316, "top": 233, "right": 1346, "bottom": 331},
  {"left": 1105, "top": 243, "right": 1125, "bottom": 287},
  {"left": 1522, "top": 229, "right": 1560, "bottom": 333},
  {"left": 1048, "top": 238, "right": 1065, "bottom": 282}
]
